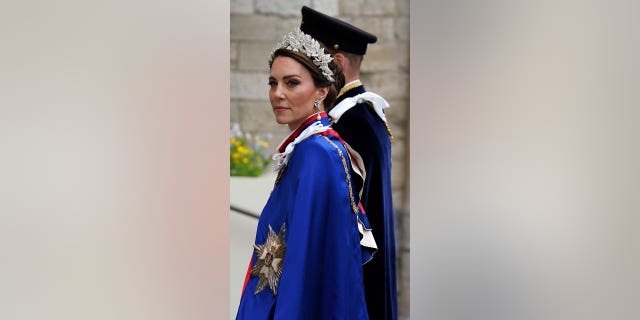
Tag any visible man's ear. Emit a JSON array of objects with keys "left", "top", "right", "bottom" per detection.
[{"left": 333, "top": 52, "right": 346, "bottom": 68}]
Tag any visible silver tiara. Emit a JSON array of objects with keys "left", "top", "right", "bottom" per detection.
[{"left": 268, "top": 27, "right": 335, "bottom": 82}]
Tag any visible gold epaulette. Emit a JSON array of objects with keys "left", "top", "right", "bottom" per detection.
[{"left": 384, "top": 121, "right": 394, "bottom": 141}]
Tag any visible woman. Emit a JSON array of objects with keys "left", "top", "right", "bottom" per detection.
[{"left": 235, "top": 27, "right": 376, "bottom": 320}]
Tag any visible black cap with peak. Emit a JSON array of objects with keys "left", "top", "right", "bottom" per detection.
[{"left": 300, "top": 6, "right": 377, "bottom": 56}]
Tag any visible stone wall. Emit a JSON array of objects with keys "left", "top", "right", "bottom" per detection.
[{"left": 231, "top": 0, "right": 409, "bottom": 317}]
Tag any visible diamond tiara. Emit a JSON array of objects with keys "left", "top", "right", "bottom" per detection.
[{"left": 268, "top": 27, "right": 335, "bottom": 82}]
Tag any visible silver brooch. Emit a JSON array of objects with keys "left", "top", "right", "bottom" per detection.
[{"left": 251, "top": 223, "right": 287, "bottom": 295}]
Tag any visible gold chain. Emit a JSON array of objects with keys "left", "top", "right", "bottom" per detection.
[
  {"left": 273, "top": 166, "right": 286, "bottom": 188},
  {"left": 272, "top": 136, "right": 359, "bottom": 216},
  {"left": 321, "top": 136, "right": 359, "bottom": 215}
]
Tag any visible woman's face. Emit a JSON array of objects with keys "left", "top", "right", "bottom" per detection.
[{"left": 269, "top": 56, "right": 328, "bottom": 130}]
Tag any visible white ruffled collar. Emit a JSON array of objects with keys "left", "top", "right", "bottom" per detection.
[{"left": 272, "top": 113, "right": 331, "bottom": 170}]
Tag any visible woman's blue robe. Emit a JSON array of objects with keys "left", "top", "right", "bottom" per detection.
[{"left": 236, "top": 114, "right": 373, "bottom": 320}]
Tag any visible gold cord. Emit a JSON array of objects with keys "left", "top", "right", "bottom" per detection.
[
  {"left": 272, "top": 136, "right": 360, "bottom": 216},
  {"left": 321, "top": 136, "right": 359, "bottom": 215}
]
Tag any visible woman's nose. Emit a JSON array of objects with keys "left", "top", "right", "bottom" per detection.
[{"left": 273, "top": 86, "right": 285, "bottom": 99}]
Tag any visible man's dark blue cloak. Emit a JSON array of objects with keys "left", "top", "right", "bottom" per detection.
[{"left": 330, "top": 84, "right": 398, "bottom": 320}]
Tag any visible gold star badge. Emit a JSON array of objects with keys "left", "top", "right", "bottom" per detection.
[{"left": 251, "top": 223, "right": 287, "bottom": 295}]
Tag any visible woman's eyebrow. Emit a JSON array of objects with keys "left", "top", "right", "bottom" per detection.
[{"left": 268, "top": 74, "right": 302, "bottom": 81}]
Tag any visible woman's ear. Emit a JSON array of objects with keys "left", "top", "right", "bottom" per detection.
[{"left": 315, "top": 87, "right": 329, "bottom": 102}]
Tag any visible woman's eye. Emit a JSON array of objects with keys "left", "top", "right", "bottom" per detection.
[
  {"left": 267, "top": 81, "right": 276, "bottom": 87},
  {"left": 287, "top": 80, "right": 300, "bottom": 87}
]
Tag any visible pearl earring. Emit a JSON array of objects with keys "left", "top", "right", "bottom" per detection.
[{"left": 314, "top": 100, "right": 322, "bottom": 120}]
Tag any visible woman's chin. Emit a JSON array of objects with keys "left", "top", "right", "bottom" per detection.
[{"left": 273, "top": 116, "right": 288, "bottom": 125}]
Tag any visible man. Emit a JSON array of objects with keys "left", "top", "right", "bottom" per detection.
[{"left": 300, "top": 6, "right": 398, "bottom": 320}]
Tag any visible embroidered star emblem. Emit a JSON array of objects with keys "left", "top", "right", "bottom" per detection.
[{"left": 251, "top": 223, "right": 287, "bottom": 295}]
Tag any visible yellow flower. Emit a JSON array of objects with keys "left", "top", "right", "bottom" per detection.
[{"left": 230, "top": 125, "right": 274, "bottom": 176}]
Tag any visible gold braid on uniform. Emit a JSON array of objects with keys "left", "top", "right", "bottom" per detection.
[{"left": 336, "top": 80, "right": 362, "bottom": 99}]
